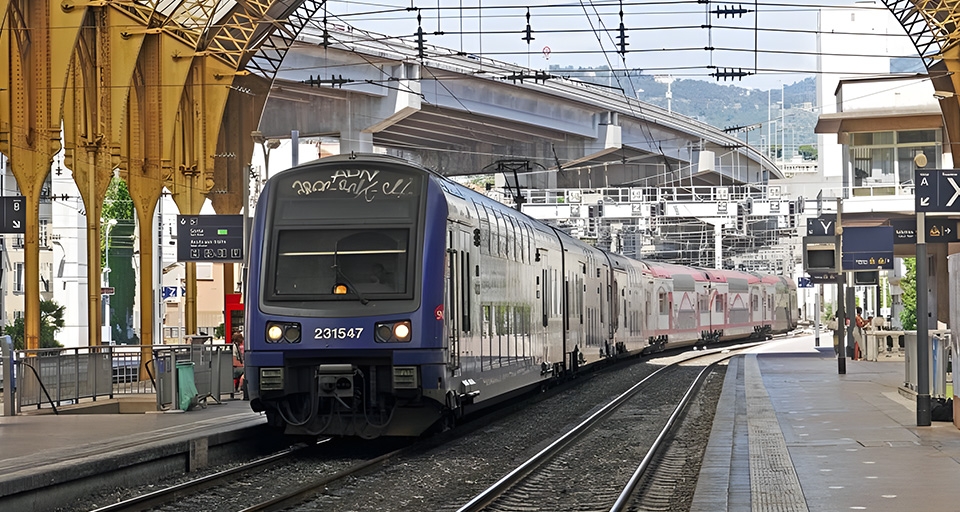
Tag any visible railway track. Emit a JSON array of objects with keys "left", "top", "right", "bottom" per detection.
[
  {"left": 455, "top": 347, "right": 746, "bottom": 512},
  {"left": 87, "top": 342, "right": 760, "bottom": 512},
  {"left": 89, "top": 437, "right": 413, "bottom": 512}
]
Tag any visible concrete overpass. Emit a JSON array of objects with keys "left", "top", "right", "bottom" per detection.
[{"left": 257, "top": 24, "right": 783, "bottom": 191}]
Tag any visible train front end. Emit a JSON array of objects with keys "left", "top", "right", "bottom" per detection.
[{"left": 246, "top": 155, "right": 448, "bottom": 438}]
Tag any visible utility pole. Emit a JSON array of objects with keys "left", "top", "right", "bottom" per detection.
[
  {"left": 916, "top": 198, "right": 931, "bottom": 425},
  {"left": 914, "top": 162, "right": 932, "bottom": 426},
  {"left": 836, "top": 197, "right": 846, "bottom": 375}
]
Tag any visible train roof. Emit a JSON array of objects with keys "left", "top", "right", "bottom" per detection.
[
  {"left": 700, "top": 268, "right": 763, "bottom": 284},
  {"left": 644, "top": 261, "right": 711, "bottom": 281}
]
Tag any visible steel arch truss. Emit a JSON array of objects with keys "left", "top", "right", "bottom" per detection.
[
  {"left": 110, "top": 0, "right": 309, "bottom": 72},
  {"left": 883, "top": 0, "right": 960, "bottom": 67},
  {"left": 244, "top": 0, "right": 327, "bottom": 80}
]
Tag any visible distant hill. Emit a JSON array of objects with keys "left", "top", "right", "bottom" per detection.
[{"left": 549, "top": 67, "right": 819, "bottom": 152}]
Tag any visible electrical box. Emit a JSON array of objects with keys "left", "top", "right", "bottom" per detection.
[
  {"left": 803, "top": 235, "right": 839, "bottom": 274},
  {"left": 853, "top": 270, "right": 879, "bottom": 286}
]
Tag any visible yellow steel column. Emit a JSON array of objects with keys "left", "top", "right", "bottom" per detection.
[
  {"left": 208, "top": 75, "right": 272, "bottom": 316},
  {"left": 124, "top": 34, "right": 170, "bottom": 373},
  {"left": 0, "top": 1, "right": 85, "bottom": 349},
  {"left": 167, "top": 56, "right": 237, "bottom": 338},
  {"left": 62, "top": 6, "right": 139, "bottom": 348}
]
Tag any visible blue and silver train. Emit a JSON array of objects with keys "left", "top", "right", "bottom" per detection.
[{"left": 245, "top": 154, "right": 798, "bottom": 438}]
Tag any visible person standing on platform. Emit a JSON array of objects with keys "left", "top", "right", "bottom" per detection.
[
  {"left": 232, "top": 331, "right": 245, "bottom": 395},
  {"left": 854, "top": 307, "right": 866, "bottom": 359}
]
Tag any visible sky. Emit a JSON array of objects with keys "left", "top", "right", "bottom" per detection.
[{"left": 320, "top": 0, "right": 919, "bottom": 91}]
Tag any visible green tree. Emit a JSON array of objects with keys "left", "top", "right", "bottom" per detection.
[
  {"left": 102, "top": 176, "right": 137, "bottom": 344},
  {"left": 900, "top": 258, "right": 917, "bottom": 330},
  {"left": 101, "top": 176, "right": 135, "bottom": 267},
  {"left": 798, "top": 144, "right": 818, "bottom": 160},
  {"left": 822, "top": 302, "right": 834, "bottom": 324},
  {"left": 6, "top": 300, "right": 66, "bottom": 350}
]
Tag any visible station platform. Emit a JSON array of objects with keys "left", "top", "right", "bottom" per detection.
[
  {"left": 2, "top": 333, "right": 958, "bottom": 511},
  {"left": 692, "top": 333, "right": 960, "bottom": 511},
  {"left": 0, "top": 398, "right": 266, "bottom": 510}
]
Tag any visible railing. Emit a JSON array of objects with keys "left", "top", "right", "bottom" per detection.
[
  {"left": 10, "top": 344, "right": 235, "bottom": 413},
  {"left": 152, "top": 344, "right": 235, "bottom": 411}
]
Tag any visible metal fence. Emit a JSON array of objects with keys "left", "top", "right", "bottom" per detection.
[
  {"left": 153, "top": 344, "right": 235, "bottom": 411},
  {"left": 9, "top": 344, "right": 236, "bottom": 413}
]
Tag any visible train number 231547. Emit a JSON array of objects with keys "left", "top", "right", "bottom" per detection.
[{"left": 314, "top": 327, "right": 364, "bottom": 340}]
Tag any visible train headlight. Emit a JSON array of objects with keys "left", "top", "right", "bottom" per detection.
[
  {"left": 267, "top": 324, "right": 283, "bottom": 342},
  {"left": 393, "top": 322, "right": 411, "bottom": 341},
  {"left": 284, "top": 324, "right": 301, "bottom": 343},
  {"left": 266, "top": 321, "right": 301, "bottom": 343},
  {"left": 375, "top": 320, "right": 412, "bottom": 343},
  {"left": 333, "top": 284, "right": 348, "bottom": 295}
]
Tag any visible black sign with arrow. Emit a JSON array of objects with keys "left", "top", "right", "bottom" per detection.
[
  {"left": 915, "top": 169, "right": 960, "bottom": 212},
  {"left": 891, "top": 218, "right": 959, "bottom": 244},
  {"left": 0, "top": 196, "right": 26, "bottom": 234},
  {"left": 806, "top": 214, "right": 837, "bottom": 236}
]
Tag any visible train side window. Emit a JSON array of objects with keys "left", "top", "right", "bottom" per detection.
[
  {"left": 752, "top": 294, "right": 759, "bottom": 311},
  {"left": 715, "top": 294, "right": 725, "bottom": 312},
  {"left": 658, "top": 290, "right": 668, "bottom": 315},
  {"left": 502, "top": 213, "right": 510, "bottom": 260}
]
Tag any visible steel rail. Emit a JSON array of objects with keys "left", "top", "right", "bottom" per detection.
[
  {"left": 89, "top": 440, "right": 328, "bottom": 512},
  {"left": 455, "top": 349, "right": 713, "bottom": 512},
  {"left": 239, "top": 445, "right": 412, "bottom": 512},
  {"left": 610, "top": 354, "right": 733, "bottom": 511}
]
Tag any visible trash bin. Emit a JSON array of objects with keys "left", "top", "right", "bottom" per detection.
[{"left": 176, "top": 361, "right": 198, "bottom": 411}]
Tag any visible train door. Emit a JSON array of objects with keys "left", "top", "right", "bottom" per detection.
[
  {"left": 712, "top": 285, "right": 727, "bottom": 334},
  {"left": 698, "top": 284, "right": 710, "bottom": 333},
  {"left": 600, "top": 263, "right": 609, "bottom": 348},
  {"left": 762, "top": 286, "right": 769, "bottom": 324},
  {"left": 445, "top": 228, "right": 474, "bottom": 373},
  {"left": 611, "top": 269, "right": 627, "bottom": 345}
]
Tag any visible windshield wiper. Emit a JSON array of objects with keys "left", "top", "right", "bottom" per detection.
[{"left": 332, "top": 246, "right": 369, "bottom": 305}]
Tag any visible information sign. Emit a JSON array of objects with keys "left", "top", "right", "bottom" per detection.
[
  {"left": 841, "top": 226, "right": 894, "bottom": 271},
  {"left": 806, "top": 214, "right": 837, "bottom": 236},
  {"left": 0, "top": 196, "right": 26, "bottom": 234},
  {"left": 891, "top": 219, "right": 959, "bottom": 244},
  {"left": 915, "top": 169, "right": 960, "bottom": 212},
  {"left": 797, "top": 277, "right": 814, "bottom": 288},
  {"left": 176, "top": 215, "right": 244, "bottom": 262},
  {"left": 809, "top": 273, "right": 840, "bottom": 284}
]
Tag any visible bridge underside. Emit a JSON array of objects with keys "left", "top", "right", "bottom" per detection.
[{"left": 256, "top": 34, "right": 774, "bottom": 192}]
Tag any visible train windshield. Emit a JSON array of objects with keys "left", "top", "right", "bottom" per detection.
[{"left": 273, "top": 228, "right": 409, "bottom": 299}]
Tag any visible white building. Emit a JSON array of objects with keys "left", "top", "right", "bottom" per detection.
[{"left": 806, "top": 0, "right": 948, "bottom": 326}]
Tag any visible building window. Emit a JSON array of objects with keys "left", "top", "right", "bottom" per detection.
[
  {"left": 39, "top": 219, "right": 49, "bottom": 249},
  {"left": 14, "top": 262, "right": 23, "bottom": 293},
  {"left": 849, "top": 129, "right": 941, "bottom": 190}
]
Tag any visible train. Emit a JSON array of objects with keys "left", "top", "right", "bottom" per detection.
[{"left": 244, "top": 153, "right": 798, "bottom": 438}]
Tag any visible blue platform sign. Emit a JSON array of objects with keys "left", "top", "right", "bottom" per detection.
[
  {"left": 841, "top": 226, "right": 894, "bottom": 271},
  {"left": 915, "top": 169, "right": 960, "bottom": 212},
  {"left": 797, "top": 277, "right": 814, "bottom": 288},
  {"left": 162, "top": 286, "right": 185, "bottom": 300}
]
